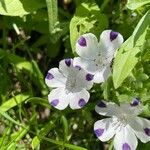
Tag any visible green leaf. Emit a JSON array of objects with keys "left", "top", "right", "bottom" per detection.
[
  {"left": 70, "top": 1, "right": 108, "bottom": 52},
  {"left": 113, "top": 11, "right": 150, "bottom": 89},
  {"left": 4, "top": 115, "right": 36, "bottom": 149},
  {"left": 32, "top": 136, "right": 40, "bottom": 149},
  {"left": 137, "top": 142, "right": 150, "bottom": 150},
  {"left": 61, "top": 115, "right": 69, "bottom": 141},
  {"left": 0, "top": 111, "right": 21, "bottom": 126},
  {"left": 43, "top": 137, "right": 87, "bottom": 150},
  {"left": 0, "top": 0, "right": 46, "bottom": 16},
  {"left": 26, "top": 97, "right": 51, "bottom": 108},
  {"left": 0, "top": 93, "right": 30, "bottom": 112},
  {"left": 32, "top": 121, "right": 55, "bottom": 149},
  {"left": 127, "top": 0, "right": 150, "bottom": 10},
  {"left": 6, "top": 126, "right": 30, "bottom": 149}
]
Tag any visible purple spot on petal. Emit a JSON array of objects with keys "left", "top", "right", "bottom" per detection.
[
  {"left": 78, "top": 36, "right": 87, "bottom": 46},
  {"left": 97, "top": 101, "right": 106, "bottom": 108},
  {"left": 110, "top": 31, "right": 118, "bottom": 41},
  {"left": 144, "top": 128, "right": 150, "bottom": 136},
  {"left": 86, "top": 73, "right": 94, "bottom": 81},
  {"left": 78, "top": 98, "right": 86, "bottom": 107},
  {"left": 94, "top": 128, "right": 104, "bottom": 137},
  {"left": 46, "top": 72, "right": 54, "bottom": 80},
  {"left": 122, "top": 143, "right": 131, "bottom": 150},
  {"left": 65, "top": 58, "right": 72, "bottom": 67},
  {"left": 50, "top": 99, "right": 59, "bottom": 107},
  {"left": 130, "top": 98, "right": 139, "bottom": 107},
  {"left": 75, "top": 65, "right": 81, "bottom": 70}
]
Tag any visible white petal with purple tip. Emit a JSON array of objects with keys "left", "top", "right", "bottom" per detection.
[
  {"left": 69, "top": 89, "right": 90, "bottom": 109},
  {"left": 59, "top": 58, "right": 73, "bottom": 77},
  {"left": 95, "top": 101, "right": 120, "bottom": 117},
  {"left": 99, "top": 30, "right": 124, "bottom": 62},
  {"left": 129, "top": 117, "right": 150, "bottom": 143},
  {"left": 45, "top": 68, "right": 66, "bottom": 88},
  {"left": 48, "top": 88, "right": 69, "bottom": 110},
  {"left": 113, "top": 125, "right": 138, "bottom": 150},
  {"left": 94, "top": 118, "right": 116, "bottom": 142},
  {"left": 75, "top": 69, "right": 93, "bottom": 90},
  {"left": 76, "top": 33, "right": 99, "bottom": 59},
  {"left": 120, "top": 101, "right": 142, "bottom": 116}
]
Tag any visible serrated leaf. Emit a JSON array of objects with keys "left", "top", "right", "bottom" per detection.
[
  {"left": 70, "top": 1, "right": 108, "bottom": 52},
  {"left": 113, "top": 11, "right": 150, "bottom": 89},
  {"left": 0, "top": 0, "right": 46, "bottom": 16},
  {"left": 127, "top": 0, "right": 150, "bottom": 10}
]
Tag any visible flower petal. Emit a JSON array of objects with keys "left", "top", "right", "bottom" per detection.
[
  {"left": 93, "top": 66, "right": 111, "bottom": 83},
  {"left": 75, "top": 69, "right": 94, "bottom": 90},
  {"left": 120, "top": 99, "right": 142, "bottom": 116},
  {"left": 45, "top": 68, "right": 66, "bottom": 88},
  {"left": 48, "top": 88, "right": 69, "bottom": 110},
  {"left": 76, "top": 33, "right": 99, "bottom": 59},
  {"left": 129, "top": 117, "right": 150, "bottom": 143},
  {"left": 99, "top": 30, "right": 123, "bottom": 63},
  {"left": 114, "top": 125, "right": 138, "bottom": 150},
  {"left": 95, "top": 101, "right": 120, "bottom": 117},
  {"left": 59, "top": 58, "right": 73, "bottom": 77},
  {"left": 94, "top": 118, "right": 116, "bottom": 142},
  {"left": 73, "top": 57, "right": 98, "bottom": 73},
  {"left": 69, "top": 89, "right": 90, "bottom": 109}
]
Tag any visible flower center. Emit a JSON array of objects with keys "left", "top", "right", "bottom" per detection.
[
  {"left": 112, "top": 114, "right": 130, "bottom": 131},
  {"left": 66, "top": 75, "right": 77, "bottom": 93},
  {"left": 119, "top": 113, "right": 128, "bottom": 124},
  {"left": 65, "top": 68, "right": 80, "bottom": 93},
  {"left": 94, "top": 54, "right": 107, "bottom": 68}
]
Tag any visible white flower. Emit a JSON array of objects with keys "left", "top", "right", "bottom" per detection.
[
  {"left": 74, "top": 30, "right": 124, "bottom": 83},
  {"left": 94, "top": 99, "right": 150, "bottom": 150},
  {"left": 45, "top": 58, "right": 94, "bottom": 110}
]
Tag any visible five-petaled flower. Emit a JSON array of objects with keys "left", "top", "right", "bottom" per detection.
[
  {"left": 94, "top": 99, "right": 150, "bottom": 150},
  {"left": 45, "top": 58, "right": 93, "bottom": 110},
  {"left": 74, "top": 30, "right": 124, "bottom": 83}
]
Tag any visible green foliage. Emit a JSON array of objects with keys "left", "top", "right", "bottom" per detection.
[
  {"left": 70, "top": 0, "right": 108, "bottom": 52},
  {"left": 0, "top": 93, "right": 30, "bottom": 112},
  {"left": 113, "top": 10, "right": 150, "bottom": 89},
  {"left": 0, "top": 0, "right": 45, "bottom": 16},
  {"left": 0, "top": 0, "right": 150, "bottom": 149},
  {"left": 127, "top": 0, "right": 150, "bottom": 10}
]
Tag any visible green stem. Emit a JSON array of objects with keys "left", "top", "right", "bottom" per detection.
[
  {"left": 2, "top": 16, "right": 7, "bottom": 50},
  {"left": 100, "top": 0, "right": 110, "bottom": 12},
  {"left": 108, "top": 140, "right": 113, "bottom": 150},
  {"left": 46, "top": 0, "right": 58, "bottom": 34}
]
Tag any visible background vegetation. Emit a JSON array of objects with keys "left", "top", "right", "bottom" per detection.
[{"left": 0, "top": 0, "right": 150, "bottom": 149}]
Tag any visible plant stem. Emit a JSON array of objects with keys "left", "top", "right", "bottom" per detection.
[
  {"left": 100, "top": 0, "right": 110, "bottom": 12},
  {"left": 46, "top": 0, "right": 58, "bottom": 35}
]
